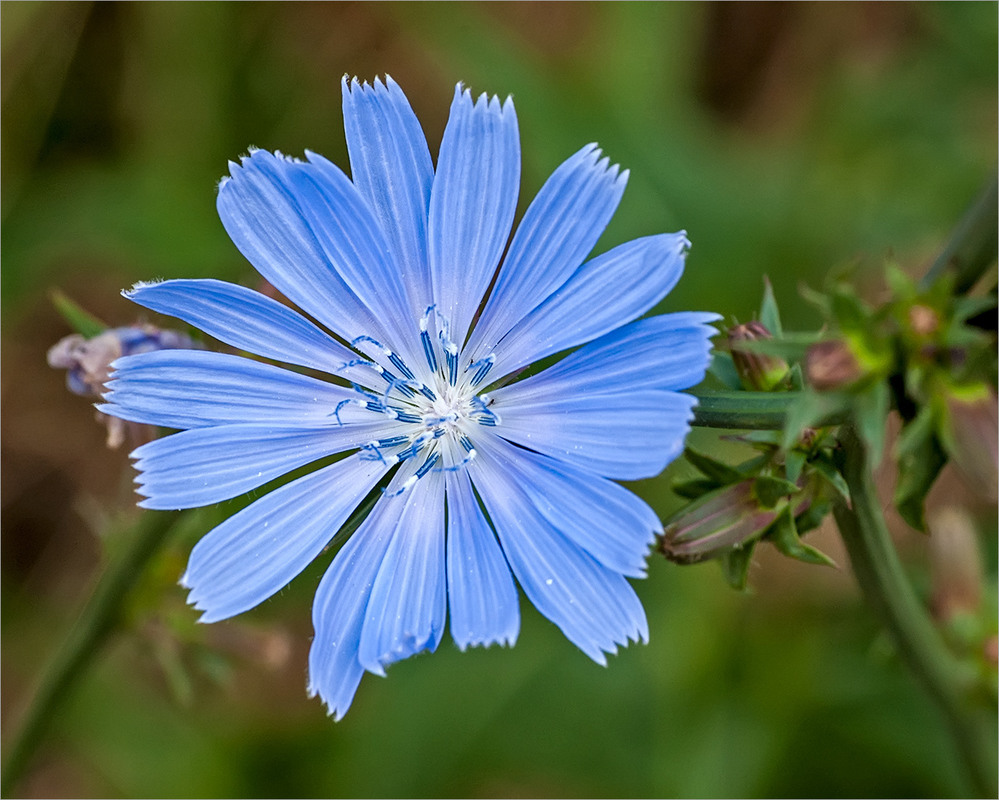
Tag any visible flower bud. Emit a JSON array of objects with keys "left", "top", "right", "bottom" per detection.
[
  {"left": 48, "top": 324, "right": 199, "bottom": 448},
  {"left": 804, "top": 339, "right": 863, "bottom": 391},
  {"left": 927, "top": 506, "right": 983, "bottom": 623},
  {"left": 938, "top": 382, "right": 998, "bottom": 503},
  {"left": 660, "top": 480, "right": 781, "bottom": 564},
  {"left": 728, "top": 321, "right": 789, "bottom": 391}
]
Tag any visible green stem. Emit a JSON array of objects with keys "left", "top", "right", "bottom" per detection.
[
  {"left": 921, "top": 170, "right": 998, "bottom": 293},
  {"left": 1, "top": 510, "right": 179, "bottom": 797},
  {"left": 833, "top": 426, "right": 997, "bottom": 797},
  {"left": 691, "top": 390, "right": 848, "bottom": 430}
]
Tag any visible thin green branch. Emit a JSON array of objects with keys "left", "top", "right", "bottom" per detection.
[
  {"left": 1, "top": 511, "right": 179, "bottom": 797},
  {"left": 832, "top": 426, "right": 997, "bottom": 797},
  {"left": 691, "top": 390, "right": 847, "bottom": 430},
  {"left": 921, "top": 171, "right": 998, "bottom": 293}
]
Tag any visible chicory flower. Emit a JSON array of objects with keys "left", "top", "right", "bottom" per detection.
[{"left": 101, "top": 77, "right": 717, "bottom": 718}]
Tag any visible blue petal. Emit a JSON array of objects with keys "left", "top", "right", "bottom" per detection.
[
  {"left": 445, "top": 470, "right": 519, "bottom": 650},
  {"left": 217, "top": 149, "right": 418, "bottom": 366},
  {"left": 131, "top": 421, "right": 398, "bottom": 510},
  {"left": 101, "top": 350, "right": 364, "bottom": 430},
  {"left": 471, "top": 450, "right": 648, "bottom": 664},
  {"left": 357, "top": 471, "right": 447, "bottom": 675},
  {"left": 428, "top": 85, "right": 520, "bottom": 346},
  {"left": 491, "top": 312, "right": 719, "bottom": 399},
  {"left": 467, "top": 144, "right": 627, "bottom": 360},
  {"left": 486, "top": 314, "right": 717, "bottom": 479},
  {"left": 342, "top": 76, "right": 434, "bottom": 315},
  {"left": 482, "top": 436, "right": 659, "bottom": 577},
  {"left": 491, "top": 389, "right": 696, "bottom": 480},
  {"left": 307, "top": 483, "right": 413, "bottom": 719},
  {"left": 125, "top": 278, "right": 359, "bottom": 375},
  {"left": 182, "top": 453, "right": 389, "bottom": 623},
  {"left": 488, "top": 233, "right": 690, "bottom": 380}
]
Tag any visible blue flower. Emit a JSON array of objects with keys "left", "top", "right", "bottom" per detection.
[{"left": 101, "top": 76, "right": 718, "bottom": 719}]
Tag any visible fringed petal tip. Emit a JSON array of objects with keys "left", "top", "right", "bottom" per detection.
[{"left": 454, "top": 630, "right": 518, "bottom": 653}]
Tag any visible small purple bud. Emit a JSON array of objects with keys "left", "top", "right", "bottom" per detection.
[
  {"left": 804, "top": 339, "right": 864, "bottom": 391},
  {"left": 728, "top": 321, "right": 789, "bottom": 392},
  {"left": 939, "top": 383, "right": 998, "bottom": 503},
  {"left": 660, "top": 480, "right": 781, "bottom": 564},
  {"left": 48, "top": 324, "right": 199, "bottom": 448},
  {"left": 927, "top": 507, "right": 983, "bottom": 623}
]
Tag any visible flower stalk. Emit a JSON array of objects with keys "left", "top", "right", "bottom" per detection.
[
  {"left": 1, "top": 511, "right": 179, "bottom": 797},
  {"left": 832, "top": 426, "right": 997, "bottom": 797}
]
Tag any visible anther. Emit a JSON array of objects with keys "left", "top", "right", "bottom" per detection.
[
  {"left": 415, "top": 452, "right": 440, "bottom": 478},
  {"left": 467, "top": 354, "right": 495, "bottom": 388}
]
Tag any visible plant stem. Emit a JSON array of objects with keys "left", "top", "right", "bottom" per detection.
[
  {"left": 1, "top": 510, "right": 179, "bottom": 797},
  {"left": 921, "top": 171, "right": 998, "bottom": 293},
  {"left": 832, "top": 426, "right": 997, "bottom": 797},
  {"left": 691, "top": 390, "right": 848, "bottom": 430}
]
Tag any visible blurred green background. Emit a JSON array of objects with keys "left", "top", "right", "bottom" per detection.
[{"left": 2, "top": 2, "right": 996, "bottom": 797}]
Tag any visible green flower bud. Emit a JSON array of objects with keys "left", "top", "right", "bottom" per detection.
[
  {"left": 728, "top": 321, "right": 790, "bottom": 391},
  {"left": 660, "top": 480, "right": 781, "bottom": 564}
]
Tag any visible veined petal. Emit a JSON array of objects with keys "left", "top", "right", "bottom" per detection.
[
  {"left": 308, "top": 478, "right": 413, "bottom": 719},
  {"left": 125, "top": 278, "right": 361, "bottom": 376},
  {"left": 491, "top": 388, "right": 697, "bottom": 480},
  {"left": 467, "top": 144, "right": 628, "bottom": 360},
  {"left": 217, "top": 149, "right": 410, "bottom": 358},
  {"left": 101, "top": 350, "right": 368, "bottom": 430},
  {"left": 131, "top": 421, "right": 398, "bottom": 510},
  {"left": 358, "top": 471, "right": 447, "bottom": 675},
  {"left": 445, "top": 469, "right": 519, "bottom": 650},
  {"left": 489, "top": 233, "right": 690, "bottom": 380},
  {"left": 471, "top": 450, "right": 648, "bottom": 665},
  {"left": 428, "top": 85, "right": 520, "bottom": 346},
  {"left": 182, "top": 453, "right": 389, "bottom": 624},
  {"left": 489, "top": 313, "right": 720, "bottom": 403},
  {"left": 343, "top": 76, "right": 434, "bottom": 315},
  {"left": 483, "top": 436, "right": 660, "bottom": 577}
]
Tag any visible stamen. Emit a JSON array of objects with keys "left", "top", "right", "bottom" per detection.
[
  {"left": 359, "top": 442, "right": 392, "bottom": 465},
  {"left": 415, "top": 452, "right": 440, "bottom": 478},
  {"left": 376, "top": 435, "right": 411, "bottom": 448},
  {"left": 387, "top": 407, "right": 422, "bottom": 424},
  {"left": 419, "top": 305, "right": 439, "bottom": 372},
  {"left": 438, "top": 449, "right": 477, "bottom": 472},
  {"left": 470, "top": 396, "right": 501, "bottom": 426},
  {"left": 388, "top": 352, "right": 415, "bottom": 381},
  {"left": 459, "top": 435, "right": 475, "bottom": 452},
  {"left": 420, "top": 330, "right": 438, "bottom": 372},
  {"left": 436, "top": 314, "right": 459, "bottom": 385},
  {"left": 467, "top": 354, "right": 495, "bottom": 388}
]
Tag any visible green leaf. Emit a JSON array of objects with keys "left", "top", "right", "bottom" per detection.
[
  {"left": 51, "top": 289, "right": 108, "bottom": 338},
  {"left": 753, "top": 475, "right": 800, "bottom": 508},
  {"left": 708, "top": 351, "right": 743, "bottom": 390},
  {"left": 894, "top": 428, "right": 948, "bottom": 532},
  {"left": 785, "top": 448, "right": 806, "bottom": 484},
  {"left": 683, "top": 447, "right": 744, "bottom": 484},
  {"left": 810, "top": 453, "right": 851, "bottom": 501},
  {"left": 770, "top": 507, "right": 837, "bottom": 567},
  {"left": 671, "top": 478, "right": 721, "bottom": 500},
  {"left": 781, "top": 390, "right": 850, "bottom": 450},
  {"left": 830, "top": 284, "right": 871, "bottom": 334},
  {"left": 759, "top": 277, "right": 783, "bottom": 337},
  {"left": 795, "top": 497, "right": 832, "bottom": 535},
  {"left": 952, "top": 294, "right": 997, "bottom": 324},
  {"left": 720, "top": 541, "right": 757, "bottom": 591}
]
